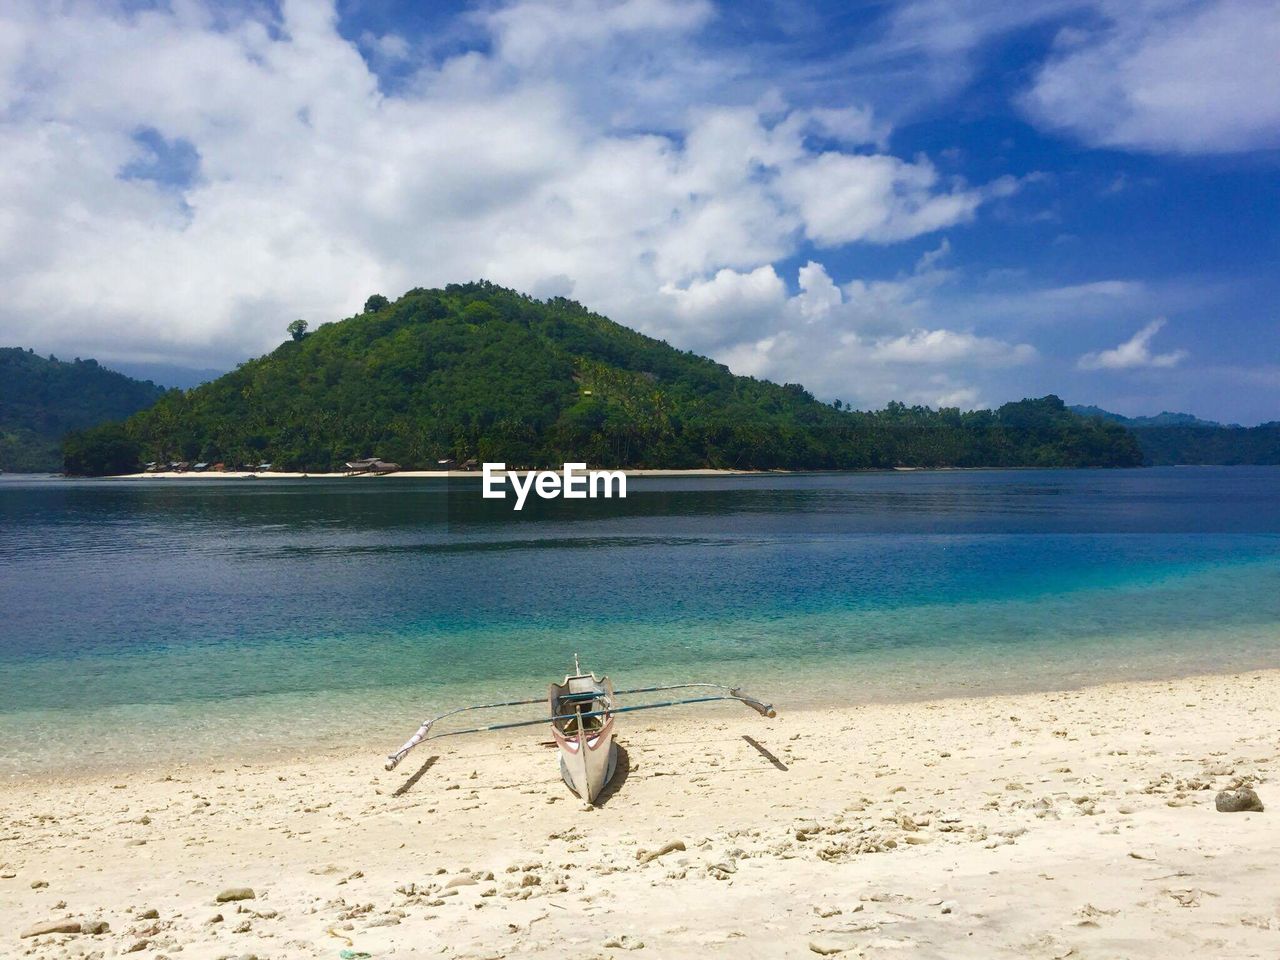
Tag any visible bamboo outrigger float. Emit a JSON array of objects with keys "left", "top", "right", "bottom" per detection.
[{"left": 385, "top": 657, "right": 776, "bottom": 803}]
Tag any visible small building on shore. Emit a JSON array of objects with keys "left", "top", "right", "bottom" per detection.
[{"left": 345, "top": 457, "right": 400, "bottom": 475}]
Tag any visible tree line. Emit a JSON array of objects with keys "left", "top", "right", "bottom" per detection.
[{"left": 63, "top": 282, "right": 1144, "bottom": 475}]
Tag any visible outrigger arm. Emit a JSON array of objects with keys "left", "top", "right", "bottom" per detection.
[
  {"left": 384, "top": 694, "right": 548, "bottom": 770},
  {"left": 611, "top": 682, "right": 777, "bottom": 717},
  {"left": 384, "top": 684, "right": 774, "bottom": 771}
]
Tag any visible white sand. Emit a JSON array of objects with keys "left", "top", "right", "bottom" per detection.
[
  {"left": 108, "top": 468, "right": 762, "bottom": 480},
  {"left": 3, "top": 670, "right": 1277, "bottom": 957}
]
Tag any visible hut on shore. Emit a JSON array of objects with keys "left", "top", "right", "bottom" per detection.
[{"left": 345, "top": 457, "right": 400, "bottom": 475}]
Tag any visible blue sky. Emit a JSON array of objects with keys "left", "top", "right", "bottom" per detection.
[{"left": 1, "top": 0, "right": 1277, "bottom": 421}]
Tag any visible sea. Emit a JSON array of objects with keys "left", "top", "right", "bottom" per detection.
[{"left": 2, "top": 467, "right": 1279, "bottom": 776}]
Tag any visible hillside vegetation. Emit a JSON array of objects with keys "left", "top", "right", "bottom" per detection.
[
  {"left": 64, "top": 282, "right": 1142, "bottom": 474},
  {"left": 1127, "top": 424, "right": 1280, "bottom": 466},
  {"left": 1072, "top": 405, "right": 1280, "bottom": 465},
  {"left": 0, "top": 348, "right": 165, "bottom": 472}
]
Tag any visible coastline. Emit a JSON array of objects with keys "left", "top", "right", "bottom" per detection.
[
  {"left": 3, "top": 669, "right": 1277, "bottom": 957},
  {"left": 103, "top": 467, "right": 769, "bottom": 480}
]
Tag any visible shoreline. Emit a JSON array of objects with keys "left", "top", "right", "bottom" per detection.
[
  {"left": 6, "top": 464, "right": 1270, "bottom": 480},
  {"left": 8, "top": 665, "right": 1280, "bottom": 783},
  {"left": 3, "top": 668, "right": 1276, "bottom": 957},
  {"left": 103, "top": 467, "right": 769, "bottom": 480},
  {"left": 80, "top": 463, "right": 1196, "bottom": 480}
]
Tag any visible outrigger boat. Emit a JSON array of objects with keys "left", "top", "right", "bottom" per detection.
[{"left": 385, "top": 657, "right": 776, "bottom": 803}]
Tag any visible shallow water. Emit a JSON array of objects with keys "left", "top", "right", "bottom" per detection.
[{"left": 2, "top": 468, "right": 1279, "bottom": 774}]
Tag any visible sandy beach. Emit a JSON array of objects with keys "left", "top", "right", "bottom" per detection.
[
  {"left": 2, "top": 670, "right": 1277, "bottom": 958},
  {"left": 106, "top": 468, "right": 765, "bottom": 480}
]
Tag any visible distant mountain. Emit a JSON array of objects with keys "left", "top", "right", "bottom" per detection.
[
  {"left": 63, "top": 282, "right": 1143, "bottom": 475},
  {"left": 1068, "top": 405, "right": 1224, "bottom": 429},
  {"left": 0, "top": 348, "right": 167, "bottom": 472},
  {"left": 1071, "top": 404, "right": 1279, "bottom": 465},
  {"left": 1125, "top": 423, "right": 1280, "bottom": 466},
  {"left": 106, "top": 360, "right": 228, "bottom": 390}
]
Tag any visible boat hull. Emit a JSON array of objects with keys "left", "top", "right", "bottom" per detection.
[
  {"left": 549, "top": 672, "right": 618, "bottom": 803},
  {"left": 558, "top": 737, "right": 618, "bottom": 803}
]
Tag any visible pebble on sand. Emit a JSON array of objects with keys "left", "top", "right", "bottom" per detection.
[
  {"left": 636, "top": 840, "right": 686, "bottom": 863},
  {"left": 809, "top": 934, "right": 858, "bottom": 955},
  {"left": 20, "top": 919, "right": 82, "bottom": 938},
  {"left": 603, "top": 934, "right": 645, "bottom": 950},
  {"left": 1215, "top": 787, "right": 1264, "bottom": 813},
  {"left": 217, "top": 887, "right": 257, "bottom": 902}
]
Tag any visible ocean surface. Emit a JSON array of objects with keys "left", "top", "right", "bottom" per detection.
[{"left": 2, "top": 467, "right": 1279, "bottom": 776}]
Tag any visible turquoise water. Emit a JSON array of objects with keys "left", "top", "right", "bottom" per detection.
[{"left": 2, "top": 468, "right": 1279, "bottom": 774}]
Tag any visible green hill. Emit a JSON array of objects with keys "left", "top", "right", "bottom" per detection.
[
  {"left": 1071, "top": 404, "right": 1279, "bottom": 464},
  {"left": 0, "top": 348, "right": 166, "bottom": 472},
  {"left": 1068, "top": 405, "right": 1224, "bottom": 429},
  {"left": 63, "top": 282, "right": 1142, "bottom": 474},
  {"left": 1126, "top": 423, "right": 1280, "bottom": 465}
]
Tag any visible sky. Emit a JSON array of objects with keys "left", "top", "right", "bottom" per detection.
[{"left": 0, "top": 1, "right": 1277, "bottom": 422}]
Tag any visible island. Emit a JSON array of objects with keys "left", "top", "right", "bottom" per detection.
[{"left": 62, "top": 282, "right": 1142, "bottom": 475}]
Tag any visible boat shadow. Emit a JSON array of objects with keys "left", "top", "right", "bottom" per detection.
[
  {"left": 393, "top": 755, "right": 439, "bottom": 796},
  {"left": 742, "top": 735, "right": 788, "bottom": 771},
  {"left": 593, "top": 743, "right": 631, "bottom": 807}
]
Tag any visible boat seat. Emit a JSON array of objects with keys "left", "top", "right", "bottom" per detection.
[{"left": 558, "top": 692, "right": 604, "bottom": 705}]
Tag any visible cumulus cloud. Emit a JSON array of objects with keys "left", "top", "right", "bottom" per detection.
[
  {"left": 1021, "top": 0, "right": 1280, "bottom": 153},
  {"left": 1078, "top": 318, "right": 1188, "bottom": 370},
  {"left": 850, "top": 0, "right": 1280, "bottom": 156},
  {"left": 778, "top": 153, "right": 995, "bottom": 246},
  {"left": 660, "top": 265, "right": 787, "bottom": 347},
  {"left": 871, "top": 329, "right": 1036, "bottom": 365},
  {"left": 0, "top": 0, "right": 1015, "bottom": 377},
  {"left": 660, "top": 248, "right": 1037, "bottom": 409}
]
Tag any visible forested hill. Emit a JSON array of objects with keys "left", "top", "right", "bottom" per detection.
[
  {"left": 1071, "top": 405, "right": 1280, "bottom": 465},
  {"left": 1069, "top": 405, "right": 1223, "bottom": 429},
  {"left": 64, "top": 282, "right": 1142, "bottom": 474},
  {"left": 0, "top": 348, "right": 166, "bottom": 472}
]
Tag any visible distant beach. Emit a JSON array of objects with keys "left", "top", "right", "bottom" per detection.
[{"left": 106, "top": 467, "right": 764, "bottom": 479}]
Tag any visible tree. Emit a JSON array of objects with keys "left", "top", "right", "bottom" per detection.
[
  {"left": 63, "top": 423, "right": 141, "bottom": 476},
  {"left": 364, "top": 294, "right": 390, "bottom": 313},
  {"left": 287, "top": 318, "right": 308, "bottom": 342}
]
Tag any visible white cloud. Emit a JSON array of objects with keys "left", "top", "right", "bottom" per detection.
[
  {"left": 798, "top": 105, "right": 890, "bottom": 149},
  {"left": 933, "top": 385, "right": 984, "bottom": 409},
  {"left": 0, "top": 0, "right": 1013, "bottom": 377},
  {"left": 481, "top": 0, "right": 715, "bottom": 68},
  {"left": 1078, "top": 318, "right": 1189, "bottom": 370},
  {"left": 795, "top": 261, "right": 843, "bottom": 320},
  {"left": 660, "top": 251, "right": 1037, "bottom": 409},
  {"left": 1039, "top": 280, "right": 1144, "bottom": 301},
  {"left": 777, "top": 153, "right": 993, "bottom": 246},
  {"left": 1022, "top": 0, "right": 1280, "bottom": 153},
  {"left": 660, "top": 264, "right": 787, "bottom": 347},
  {"left": 848, "top": 0, "right": 1280, "bottom": 156},
  {"left": 871, "top": 329, "right": 1036, "bottom": 365}
]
